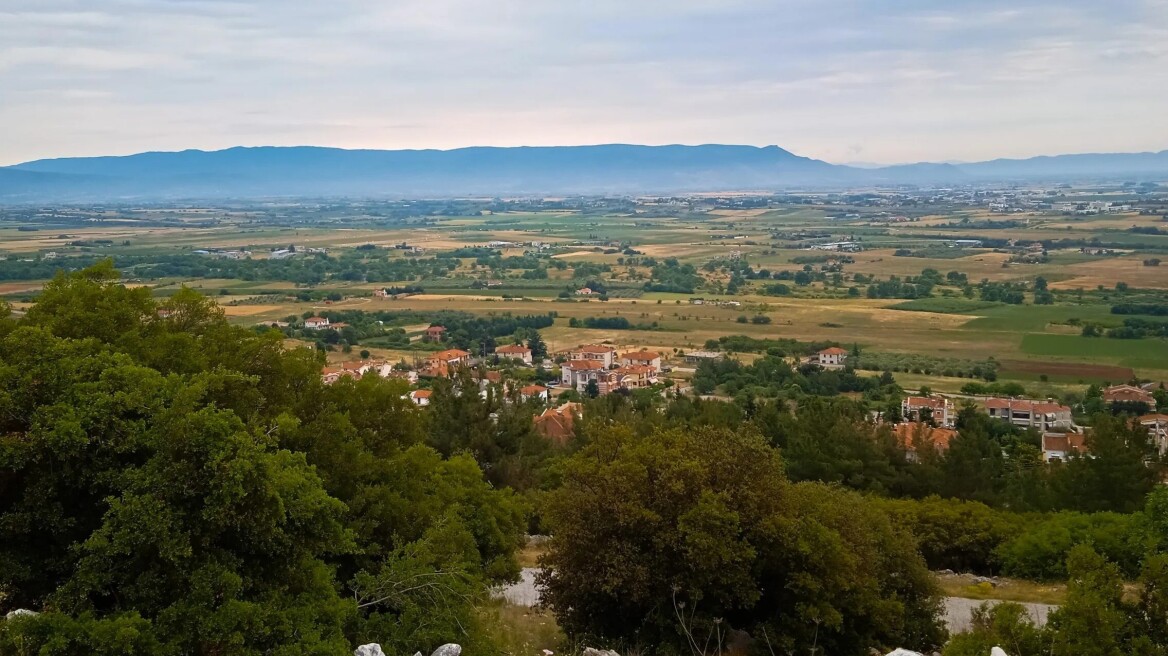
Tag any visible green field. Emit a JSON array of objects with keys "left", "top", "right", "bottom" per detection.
[{"left": 1021, "top": 334, "right": 1168, "bottom": 368}]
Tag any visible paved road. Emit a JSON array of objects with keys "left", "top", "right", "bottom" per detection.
[{"left": 497, "top": 569, "right": 1057, "bottom": 634}]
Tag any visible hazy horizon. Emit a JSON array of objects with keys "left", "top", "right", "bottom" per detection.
[
  {"left": 3, "top": 0, "right": 1167, "bottom": 167},
  {"left": 8, "top": 142, "right": 1168, "bottom": 171}
]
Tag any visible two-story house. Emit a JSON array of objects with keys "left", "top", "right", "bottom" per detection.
[
  {"left": 985, "top": 399, "right": 1074, "bottom": 431},
  {"left": 901, "top": 395, "right": 955, "bottom": 427},
  {"left": 569, "top": 344, "right": 618, "bottom": 368},
  {"left": 620, "top": 350, "right": 663, "bottom": 373},
  {"left": 816, "top": 347, "right": 849, "bottom": 369},
  {"left": 495, "top": 344, "right": 533, "bottom": 365}
]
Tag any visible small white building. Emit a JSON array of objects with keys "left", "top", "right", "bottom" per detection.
[
  {"left": 495, "top": 344, "right": 533, "bottom": 365},
  {"left": 816, "top": 347, "right": 849, "bottom": 368},
  {"left": 304, "top": 316, "right": 330, "bottom": 330}
]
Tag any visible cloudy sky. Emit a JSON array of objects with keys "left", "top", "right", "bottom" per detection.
[{"left": 2, "top": 0, "right": 1167, "bottom": 166}]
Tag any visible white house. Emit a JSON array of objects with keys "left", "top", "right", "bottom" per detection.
[
  {"left": 304, "top": 316, "right": 331, "bottom": 330},
  {"left": 495, "top": 344, "right": 533, "bottom": 365},
  {"left": 620, "top": 350, "right": 663, "bottom": 373},
  {"left": 409, "top": 390, "right": 432, "bottom": 407},
  {"left": 816, "top": 347, "right": 849, "bottom": 368},
  {"left": 561, "top": 359, "right": 608, "bottom": 391},
  {"left": 569, "top": 344, "right": 618, "bottom": 368}
]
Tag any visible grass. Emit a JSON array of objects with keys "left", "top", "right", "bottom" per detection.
[
  {"left": 889, "top": 298, "right": 1004, "bottom": 314},
  {"left": 481, "top": 602, "right": 566, "bottom": 656},
  {"left": 1021, "top": 334, "right": 1168, "bottom": 368},
  {"left": 936, "top": 572, "right": 1067, "bottom": 605}
]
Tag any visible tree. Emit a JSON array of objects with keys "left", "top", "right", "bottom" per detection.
[
  {"left": 527, "top": 331, "right": 548, "bottom": 360},
  {"left": 0, "top": 263, "right": 525, "bottom": 654},
  {"left": 1048, "top": 545, "right": 1131, "bottom": 656},
  {"left": 584, "top": 378, "right": 600, "bottom": 399},
  {"left": 538, "top": 426, "right": 946, "bottom": 655},
  {"left": 1050, "top": 414, "right": 1159, "bottom": 513}
]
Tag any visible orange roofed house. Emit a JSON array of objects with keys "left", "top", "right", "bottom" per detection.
[
  {"left": 495, "top": 344, "right": 533, "bottom": 365},
  {"left": 425, "top": 325, "right": 447, "bottom": 341},
  {"left": 1103, "top": 384, "right": 1157, "bottom": 410},
  {"left": 304, "top": 316, "right": 331, "bottom": 330},
  {"left": 620, "top": 350, "right": 663, "bottom": 373},
  {"left": 816, "top": 347, "right": 849, "bottom": 369},
  {"left": 985, "top": 398, "right": 1074, "bottom": 432},
  {"left": 421, "top": 349, "right": 472, "bottom": 377},
  {"left": 894, "top": 423, "right": 957, "bottom": 462},
  {"left": 569, "top": 344, "right": 618, "bottom": 368},
  {"left": 534, "top": 402, "right": 583, "bottom": 444},
  {"left": 1042, "top": 432, "right": 1088, "bottom": 462},
  {"left": 561, "top": 359, "right": 608, "bottom": 392}
]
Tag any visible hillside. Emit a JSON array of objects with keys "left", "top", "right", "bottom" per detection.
[{"left": 2, "top": 144, "right": 1167, "bottom": 201}]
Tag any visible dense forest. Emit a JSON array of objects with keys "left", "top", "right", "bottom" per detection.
[{"left": 3, "top": 263, "right": 1168, "bottom": 655}]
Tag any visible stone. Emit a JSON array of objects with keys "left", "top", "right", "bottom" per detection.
[
  {"left": 5, "top": 609, "right": 38, "bottom": 620},
  {"left": 884, "top": 650, "right": 924, "bottom": 656},
  {"left": 582, "top": 649, "right": 621, "bottom": 656},
  {"left": 431, "top": 644, "right": 462, "bottom": 656},
  {"left": 353, "top": 644, "right": 386, "bottom": 656},
  {"left": 992, "top": 648, "right": 1010, "bottom": 656}
]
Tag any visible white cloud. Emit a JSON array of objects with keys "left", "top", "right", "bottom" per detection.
[{"left": 0, "top": 0, "right": 1165, "bottom": 165}]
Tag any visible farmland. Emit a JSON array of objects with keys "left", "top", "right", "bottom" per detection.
[{"left": 1, "top": 187, "right": 1167, "bottom": 386}]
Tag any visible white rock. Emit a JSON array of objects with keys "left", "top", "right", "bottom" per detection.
[
  {"left": 885, "top": 650, "right": 924, "bottom": 656},
  {"left": 431, "top": 644, "right": 462, "bottom": 656},
  {"left": 583, "top": 649, "right": 621, "bottom": 656},
  {"left": 4, "top": 609, "right": 38, "bottom": 621},
  {"left": 992, "top": 648, "right": 1010, "bottom": 656},
  {"left": 354, "top": 644, "right": 386, "bottom": 656}
]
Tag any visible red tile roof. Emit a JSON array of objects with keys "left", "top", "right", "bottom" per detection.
[
  {"left": 430, "top": 349, "right": 471, "bottom": 362},
  {"left": 1043, "top": 432, "right": 1088, "bottom": 456},
  {"left": 621, "top": 351, "right": 661, "bottom": 361},
  {"left": 520, "top": 384, "right": 548, "bottom": 395},
  {"left": 564, "top": 359, "right": 607, "bottom": 370},
  {"left": 496, "top": 345, "right": 531, "bottom": 354},
  {"left": 894, "top": 423, "right": 956, "bottom": 452},
  {"left": 1103, "top": 385, "right": 1156, "bottom": 404},
  {"left": 904, "top": 396, "right": 946, "bottom": 409},
  {"left": 818, "top": 347, "right": 848, "bottom": 356}
]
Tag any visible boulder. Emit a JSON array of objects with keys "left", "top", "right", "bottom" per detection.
[
  {"left": 4, "top": 609, "right": 38, "bottom": 621},
  {"left": 884, "top": 650, "right": 924, "bottom": 656},
  {"left": 582, "top": 649, "right": 621, "bottom": 656},
  {"left": 431, "top": 644, "right": 462, "bottom": 656},
  {"left": 353, "top": 645, "right": 385, "bottom": 656},
  {"left": 992, "top": 648, "right": 1010, "bottom": 656}
]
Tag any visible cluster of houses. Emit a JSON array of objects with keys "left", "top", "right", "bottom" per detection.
[
  {"left": 317, "top": 327, "right": 673, "bottom": 442},
  {"left": 892, "top": 383, "right": 1164, "bottom": 464},
  {"left": 559, "top": 346, "right": 662, "bottom": 394}
]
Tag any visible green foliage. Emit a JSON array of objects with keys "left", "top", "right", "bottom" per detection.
[
  {"left": 539, "top": 425, "right": 946, "bottom": 656},
  {"left": 0, "top": 263, "right": 524, "bottom": 654},
  {"left": 879, "top": 497, "right": 1026, "bottom": 574}
]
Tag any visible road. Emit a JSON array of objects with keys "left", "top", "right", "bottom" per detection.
[{"left": 496, "top": 569, "right": 1057, "bottom": 634}]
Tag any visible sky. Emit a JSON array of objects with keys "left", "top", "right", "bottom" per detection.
[{"left": 2, "top": 0, "right": 1167, "bottom": 166}]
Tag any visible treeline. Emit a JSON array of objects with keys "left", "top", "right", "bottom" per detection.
[
  {"left": 1113, "top": 303, "right": 1168, "bottom": 316},
  {"left": 693, "top": 355, "right": 889, "bottom": 397},
  {"left": 567, "top": 316, "right": 660, "bottom": 330},
  {"left": 702, "top": 334, "right": 842, "bottom": 355},
  {"left": 853, "top": 351, "right": 999, "bottom": 380}
]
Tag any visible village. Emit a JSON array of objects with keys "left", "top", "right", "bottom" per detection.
[{"left": 312, "top": 317, "right": 1168, "bottom": 465}]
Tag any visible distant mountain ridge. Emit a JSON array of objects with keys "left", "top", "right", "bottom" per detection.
[{"left": 2, "top": 144, "right": 1167, "bottom": 201}]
